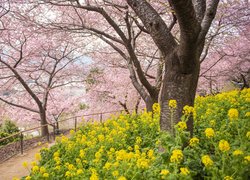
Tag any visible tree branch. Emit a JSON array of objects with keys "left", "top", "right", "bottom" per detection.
[
  {"left": 126, "top": 0, "right": 177, "bottom": 55},
  {"left": 0, "top": 97, "right": 39, "bottom": 113},
  {"left": 198, "top": 0, "right": 220, "bottom": 44}
]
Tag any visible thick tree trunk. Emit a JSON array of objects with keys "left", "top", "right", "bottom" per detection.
[
  {"left": 40, "top": 110, "right": 49, "bottom": 137},
  {"left": 159, "top": 53, "right": 200, "bottom": 135}
]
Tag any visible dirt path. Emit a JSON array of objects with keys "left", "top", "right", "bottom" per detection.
[{"left": 0, "top": 143, "right": 54, "bottom": 180}]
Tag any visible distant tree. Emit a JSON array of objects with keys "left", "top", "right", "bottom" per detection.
[{"left": 0, "top": 28, "right": 85, "bottom": 136}]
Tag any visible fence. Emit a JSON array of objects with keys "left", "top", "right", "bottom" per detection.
[{"left": 0, "top": 109, "right": 133, "bottom": 161}]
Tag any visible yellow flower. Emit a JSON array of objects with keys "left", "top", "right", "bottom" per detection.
[
  {"left": 43, "top": 173, "right": 49, "bottom": 178},
  {"left": 205, "top": 128, "right": 215, "bottom": 138},
  {"left": 224, "top": 176, "right": 234, "bottom": 180},
  {"left": 32, "top": 165, "right": 39, "bottom": 172},
  {"left": 104, "top": 162, "right": 112, "bottom": 170},
  {"left": 134, "top": 145, "right": 140, "bottom": 150},
  {"left": 40, "top": 166, "right": 46, "bottom": 173},
  {"left": 53, "top": 151, "right": 60, "bottom": 157},
  {"left": 180, "top": 167, "right": 190, "bottom": 175},
  {"left": 77, "top": 169, "right": 83, "bottom": 175},
  {"left": 152, "top": 103, "right": 160, "bottom": 113},
  {"left": 12, "top": 177, "right": 20, "bottom": 180},
  {"left": 90, "top": 172, "right": 99, "bottom": 180},
  {"left": 98, "top": 134, "right": 105, "bottom": 142},
  {"left": 244, "top": 156, "right": 250, "bottom": 163},
  {"left": 246, "top": 131, "right": 250, "bottom": 139},
  {"left": 55, "top": 166, "right": 61, "bottom": 171},
  {"left": 201, "top": 155, "right": 213, "bottom": 167},
  {"left": 209, "top": 120, "right": 216, "bottom": 127},
  {"left": 233, "top": 150, "right": 244, "bottom": 156},
  {"left": 169, "top": 100, "right": 177, "bottom": 109},
  {"left": 147, "top": 149, "right": 154, "bottom": 159},
  {"left": 22, "top": 161, "right": 28, "bottom": 168},
  {"left": 79, "top": 149, "right": 85, "bottom": 158},
  {"left": 183, "top": 105, "right": 194, "bottom": 115},
  {"left": 112, "top": 170, "right": 119, "bottom": 177},
  {"left": 138, "top": 158, "right": 149, "bottom": 169},
  {"left": 228, "top": 108, "right": 239, "bottom": 120},
  {"left": 160, "top": 169, "right": 170, "bottom": 175},
  {"left": 35, "top": 153, "right": 41, "bottom": 161},
  {"left": 136, "top": 136, "right": 142, "bottom": 144},
  {"left": 177, "top": 121, "right": 187, "bottom": 130},
  {"left": 65, "top": 171, "right": 71, "bottom": 177},
  {"left": 219, "top": 140, "right": 230, "bottom": 152},
  {"left": 118, "top": 176, "right": 127, "bottom": 180},
  {"left": 170, "top": 149, "right": 183, "bottom": 163},
  {"left": 31, "top": 161, "right": 37, "bottom": 166},
  {"left": 245, "top": 112, "right": 250, "bottom": 117},
  {"left": 189, "top": 137, "right": 199, "bottom": 147},
  {"left": 25, "top": 176, "right": 31, "bottom": 180}
]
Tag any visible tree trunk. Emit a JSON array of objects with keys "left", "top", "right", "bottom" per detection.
[
  {"left": 159, "top": 53, "right": 200, "bottom": 135},
  {"left": 145, "top": 96, "right": 158, "bottom": 112},
  {"left": 40, "top": 110, "right": 49, "bottom": 137}
]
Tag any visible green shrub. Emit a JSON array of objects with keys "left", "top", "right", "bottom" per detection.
[{"left": 0, "top": 119, "right": 20, "bottom": 146}]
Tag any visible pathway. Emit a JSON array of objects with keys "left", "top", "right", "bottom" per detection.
[{"left": 0, "top": 143, "right": 54, "bottom": 180}]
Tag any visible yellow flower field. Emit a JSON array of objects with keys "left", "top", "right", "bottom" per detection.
[{"left": 22, "top": 89, "right": 250, "bottom": 179}]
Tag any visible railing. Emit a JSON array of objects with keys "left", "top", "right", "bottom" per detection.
[{"left": 0, "top": 109, "right": 133, "bottom": 156}]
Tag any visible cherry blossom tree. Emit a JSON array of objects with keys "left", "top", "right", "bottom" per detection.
[
  {"left": 0, "top": 22, "right": 86, "bottom": 136},
  {"left": 20, "top": 0, "right": 222, "bottom": 134}
]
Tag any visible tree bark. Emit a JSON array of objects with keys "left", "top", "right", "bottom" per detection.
[
  {"left": 159, "top": 50, "right": 200, "bottom": 135},
  {"left": 40, "top": 110, "right": 49, "bottom": 137}
]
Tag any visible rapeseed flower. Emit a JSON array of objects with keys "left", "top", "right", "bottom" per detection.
[
  {"left": 118, "top": 176, "right": 127, "bottom": 180},
  {"left": 233, "top": 150, "right": 243, "bottom": 156},
  {"left": 65, "top": 171, "right": 71, "bottom": 177},
  {"left": 209, "top": 120, "right": 216, "bottom": 126},
  {"left": 152, "top": 103, "right": 160, "bottom": 113},
  {"left": 180, "top": 167, "right": 190, "bottom": 175},
  {"left": 219, "top": 140, "right": 230, "bottom": 152},
  {"left": 244, "top": 156, "right": 250, "bottom": 163},
  {"left": 77, "top": 169, "right": 83, "bottom": 175},
  {"left": 112, "top": 170, "right": 119, "bottom": 177},
  {"left": 177, "top": 121, "right": 187, "bottom": 130},
  {"left": 245, "top": 112, "right": 250, "bottom": 117},
  {"left": 31, "top": 161, "right": 37, "bottom": 166},
  {"left": 246, "top": 131, "right": 250, "bottom": 139},
  {"left": 189, "top": 137, "right": 199, "bottom": 147},
  {"left": 205, "top": 128, "right": 215, "bottom": 138},
  {"left": 40, "top": 166, "right": 46, "bottom": 173},
  {"left": 160, "top": 169, "right": 170, "bottom": 175},
  {"left": 147, "top": 149, "right": 154, "bottom": 159},
  {"left": 22, "top": 161, "right": 28, "bottom": 168},
  {"left": 104, "top": 162, "right": 112, "bottom": 170},
  {"left": 201, "top": 155, "right": 213, "bottom": 167},
  {"left": 228, "top": 108, "right": 239, "bottom": 120},
  {"left": 32, "top": 165, "right": 39, "bottom": 172},
  {"left": 169, "top": 100, "right": 177, "bottom": 109},
  {"left": 170, "top": 149, "right": 183, "bottom": 163},
  {"left": 224, "top": 176, "right": 233, "bottom": 180},
  {"left": 25, "top": 176, "right": 31, "bottom": 180},
  {"left": 183, "top": 105, "right": 194, "bottom": 115},
  {"left": 136, "top": 158, "right": 149, "bottom": 169},
  {"left": 35, "top": 153, "right": 41, "bottom": 161},
  {"left": 43, "top": 173, "right": 49, "bottom": 178},
  {"left": 79, "top": 149, "right": 85, "bottom": 158}
]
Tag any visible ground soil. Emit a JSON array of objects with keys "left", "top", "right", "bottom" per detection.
[{"left": 0, "top": 143, "right": 54, "bottom": 180}]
